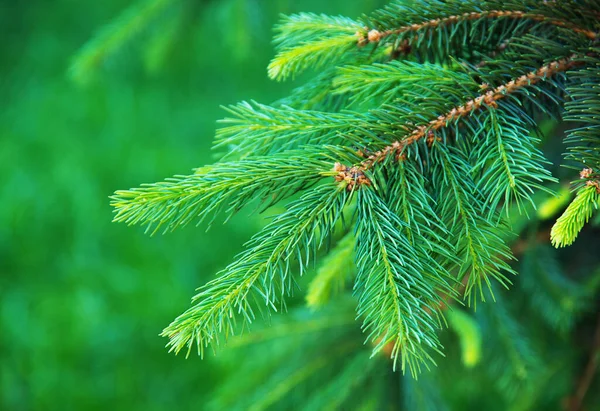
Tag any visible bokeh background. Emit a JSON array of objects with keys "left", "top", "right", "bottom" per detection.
[{"left": 0, "top": 1, "right": 387, "bottom": 409}]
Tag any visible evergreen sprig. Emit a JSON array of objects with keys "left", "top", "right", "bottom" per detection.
[
  {"left": 112, "top": 0, "right": 600, "bottom": 377},
  {"left": 563, "top": 51, "right": 600, "bottom": 169},
  {"left": 471, "top": 107, "right": 556, "bottom": 216},
  {"left": 214, "top": 102, "right": 386, "bottom": 158},
  {"left": 430, "top": 145, "right": 516, "bottom": 305},
  {"left": 268, "top": 13, "right": 363, "bottom": 81},
  {"left": 161, "top": 183, "right": 350, "bottom": 356},
  {"left": 111, "top": 149, "right": 338, "bottom": 233},
  {"left": 333, "top": 60, "right": 479, "bottom": 107},
  {"left": 354, "top": 188, "right": 454, "bottom": 374},
  {"left": 551, "top": 182, "right": 600, "bottom": 247}
]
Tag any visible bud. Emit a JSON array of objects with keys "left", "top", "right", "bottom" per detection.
[{"left": 367, "top": 29, "right": 382, "bottom": 43}]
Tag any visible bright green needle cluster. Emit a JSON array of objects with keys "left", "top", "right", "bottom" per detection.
[{"left": 551, "top": 183, "right": 600, "bottom": 247}]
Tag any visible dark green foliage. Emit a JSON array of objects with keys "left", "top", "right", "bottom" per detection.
[
  {"left": 564, "top": 52, "right": 600, "bottom": 169},
  {"left": 470, "top": 107, "right": 556, "bottom": 217},
  {"left": 206, "top": 299, "right": 389, "bottom": 411},
  {"left": 110, "top": 0, "right": 600, "bottom": 409},
  {"left": 520, "top": 244, "right": 590, "bottom": 332},
  {"left": 430, "top": 145, "right": 516, "bottom": 305},
  {"left": 477, "top": 289, "right": 542, "bottom": 401}
]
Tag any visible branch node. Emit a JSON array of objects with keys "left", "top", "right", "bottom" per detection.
[
  {"left": 586, "top": 180, "right": 600, "bottom": 194},
  {"left": 367, "top": 29, "right": 382, "bottom": 43},
  {"left": 580, "top": 168, "right": 594, "bottom": 179},
  {"left": 333, "top": 162, "right": 371, "bottom": 190}
]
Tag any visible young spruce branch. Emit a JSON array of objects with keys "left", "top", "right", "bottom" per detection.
[{"left": 112, "top": 0, "right": 600, "bottom": 377}]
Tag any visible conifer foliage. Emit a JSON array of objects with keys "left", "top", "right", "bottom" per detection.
[{"left": 112, "top": 0, "right": 600, "bottom": 396}]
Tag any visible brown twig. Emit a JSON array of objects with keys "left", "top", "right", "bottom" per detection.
[
  {"left": 358, "top": 10, "right": 597, "bottom": 45},
  {"left": 336, "top": 56, "right": 581, "bottom": 190},
  {"left": 580, "top": 168, "right": 600, "bottom": 194},
  {"left": 566, "top": 312, "right": 600, "bottom": 411}
]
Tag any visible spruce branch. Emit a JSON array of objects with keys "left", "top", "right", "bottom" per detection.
[
  {"left": 110, "top": 150, "right": 336, "bottom": 233},
  {"left": 354, "top": 188, "right": 458, "bottom": 374},
  {"left": 272, "top": 13, "right": 364, "bottom": 50},
  {"left": 110, "top": 0, "right": 600, "bottom": 387},
  {"left": 336, "top": 55, "right": 581, "bottom": 183},
  {"left": 269, "top": 34, "right": 359, "bottom": 81},
  {"left": 332, "top": 60, "right": 479, "bottom": 107},
  {"left": 214, "top": 102, "right": 388, "bottom": 159},
  {"left": 432, "top": 146, "right": 515, "bottom": 305},
  {"left": 268, "top": 13, "right": 364, "bottom": 81},
  {"left": 359, "top": 10, "right": 598, "bottom": 47},
  {"left": 161, "top": 183, "right": 351, "bottom": 356},
  {"left": 471, "top": 107, "right": 556, "bottom": 217},
  {"left": 551, "top": 181, "right": 600, "bottom": 247},
  {"left": 563, "top": 52, "right": 600, "bottom": 168}
]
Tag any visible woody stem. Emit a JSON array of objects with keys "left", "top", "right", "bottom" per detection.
[
  {"left": 361, "top": 10, "right": 597, "bottom": 44},
  {"left": 334, "top": 55, "right": 581, "bottom": 187}
]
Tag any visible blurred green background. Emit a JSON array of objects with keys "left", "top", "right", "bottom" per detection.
[{"left": 0, "top": 1, "right": 386, "bottom": 409}]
